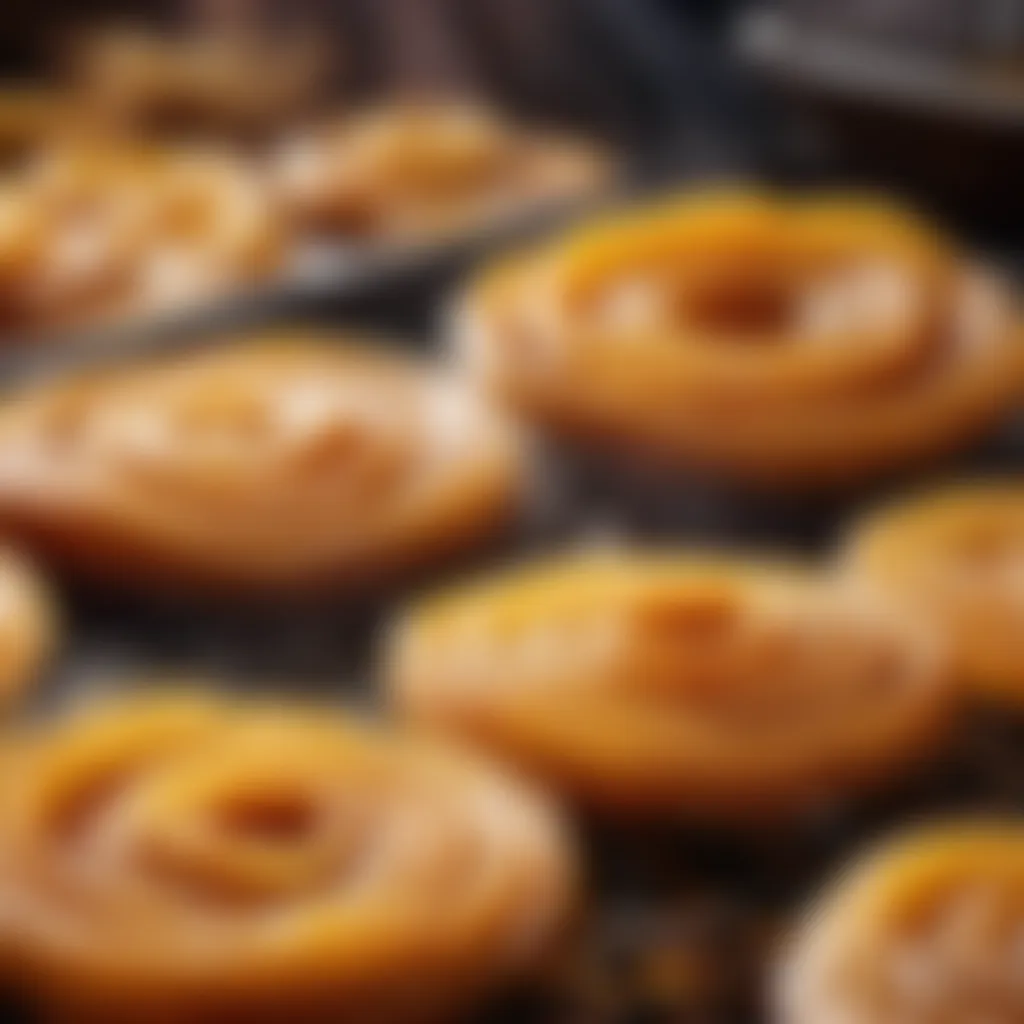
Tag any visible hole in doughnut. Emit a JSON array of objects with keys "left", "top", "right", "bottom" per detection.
[
  {"left": 678, "top": 272, "right": 797, "bottom": 339},
  {"left": 215, "top": 791, "right": 321, "bottom": 846}
]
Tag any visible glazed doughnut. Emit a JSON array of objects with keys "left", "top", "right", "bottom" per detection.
[
  {"left": 0, "top": 693, "right": 574, "bottom": 1022},
  {"left": 4, "top": 146, "right": 170, "bottom": 328},
  {"left": 0, "top": 332, "right": 524, "bottom": 593},
  {"left": 15, "top": 145, "right": 284, "bottom": 327},
  {"left": 0, "top": 143, "right": 285, "bottom": 334},
  {"left": 778, "top": 822, "right": 1024, "bottom": 1024},
  {"left": 845, "top": 483, "right": 1024, "bottom": 706},
  {"left": 275, "top": 103, "right": 611, "bottom": 243},
  {"left": 121, "top": 150, "right": 284, "bottom": 312},
  {"left": 0, "top": 548, "right": 53, "bottom": 706},
  {"left": 389, "top": 552, "right": 955, "bottom": 821},
  {"left": 457, "top": 191, "right": 1022, "bottom": 487}
]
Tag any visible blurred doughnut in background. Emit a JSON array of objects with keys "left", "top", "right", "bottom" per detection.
[
  {"left": 0, "top": 144, "right": 286, "bottom": 332},
  {"left": 0, "top": 0, "right": 630, "bottom": 342},
  {"left": 273, "top": 101, "right": 612, "bottom": 245}
]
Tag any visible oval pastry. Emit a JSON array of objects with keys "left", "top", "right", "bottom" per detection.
[
  {"left": 845, "top": 483, "right": 1024, "bottom": 706},
  {"left": 389, "top": 553, "right": 955, "bottom": 821},
  {"left": 0, "top": 693, "right": 574, "bottom": 1022},
  {"left": 779, "top": 822, "right": 1024, "bottom": 1024},
  {"left": 275, "top": 102, "right": 610, "bottom": 243},
  {"left": 0, "top": 334, "right": 523, "bottom": 592},
  {"left": 457, "top": 191, "right": 1022, "bottom": 487}
]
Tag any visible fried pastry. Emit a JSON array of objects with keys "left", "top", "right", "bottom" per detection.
[
  {"left": 389, "top": 552, "right": 955, "bottom": 821},
  {"left": 457, "top": 191, "right": 1022, "bottom": 487},
  {"left": 0, "top": 693, "right": 574, "bottom": 1021},
  {"left": 275, "top": 102, "right": 611, "bottom": 243},
  {"left": 845, "top": 483, "right": 1024, "bottom": 706},
  {"left": 0, "top": 334, "right": 523, "bottom": 592},
  {"left": 778, "top": 822, "right": 1024, "bottom": 1024},
  {"left": 0, "top": 143, "right": 285, "bottom": 333}
]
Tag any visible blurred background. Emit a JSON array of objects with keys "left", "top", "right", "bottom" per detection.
[
  {"left": 0, "top": 0, "right": 1018, "bottom": 359},
  {"left": 2, "top": 0, "right": 1021, "bottom": 219}
]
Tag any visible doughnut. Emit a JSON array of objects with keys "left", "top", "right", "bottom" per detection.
[
  {"left": 778, "top": 822, "right": 1024, "bottom": 1024},
  {"left": 845, "top": 483, "right": 1024, "bottom": 705},
  {"left": 389, "top": 552, "right": 955, "bottom": 821},
  {"left": 5, "top": 144, "right": 285, "bottom": 329},
  {"left": 0, "top": 692, "right": 574, "bottom": 1021},
  {"left": 0, "top": 332, "right": 524, "bottom": 593},
  {"left": 0, "top": 143, "right": 285, "bottom": 333},
  {"left": 457, "top": 191, "right": 1022, "bottom": 487},
  {"left": 275, "top": 102, "right": 611, "bottom": 243}
]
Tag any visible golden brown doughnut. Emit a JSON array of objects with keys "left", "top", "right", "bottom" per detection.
[
  {"left": 0, "top": 142, "right": 285, "bottom": 335},
  {"left": 0, "top": 333, "right": 524, "bottom": 593},
  {"left": 389, "top": 552, "right": 955, "bottom": 822},
  {"left": 778, "top": 822, "right": 1024, "bottom": 1024},
  {"left": 275, "top": 102, "right": 611, "bottom": 243},
  {"left": 845, "top": 483, "right": 1024, "bottom": 706},
  {"left": 6, "top": 144, "right": 285, "bottom": 330},
  {"left": 0, "top": 692, "right": 574, "bottom": 1022},
  {"left": 457, "top": 191, "right": 1022, "bottom": 487}
]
